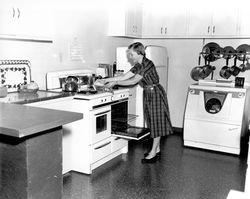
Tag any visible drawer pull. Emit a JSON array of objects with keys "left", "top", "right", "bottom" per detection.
[
  {"left": 94, "top": 141, "right": 111, "bottom": 150},
  {"left": 115, "top": 137, "right": 121, "bottom": 141}
]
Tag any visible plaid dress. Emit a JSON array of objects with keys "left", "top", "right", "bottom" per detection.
[{"left": 130, "top": 57, "right": 173, "bottom": 138}]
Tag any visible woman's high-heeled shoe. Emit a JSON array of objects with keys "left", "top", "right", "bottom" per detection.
[
  {"left": 144, "top": 151, "right": 161, "bottom": 158},
  {"left": 141, "top": 155, "right": 159, "bottom": 164}
]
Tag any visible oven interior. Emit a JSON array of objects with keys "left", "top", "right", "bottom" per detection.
[{"left": 111, "top": 100, "right": 150, "bottom": 140}]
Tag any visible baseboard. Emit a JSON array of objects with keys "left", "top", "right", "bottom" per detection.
[{"left": 173, "top": 127, "right": 183, "bottom": 135}]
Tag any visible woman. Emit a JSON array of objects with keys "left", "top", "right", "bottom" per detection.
[{"left": 95, "top": 42, "right": 173, "bottom": 163}]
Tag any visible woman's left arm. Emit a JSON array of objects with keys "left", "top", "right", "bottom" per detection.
[
  {"left": 105, "top": 74, "right": 142, "bottom": 88},
  {"left": 95, "top": 71, "right": 135, "bottom": 86}
]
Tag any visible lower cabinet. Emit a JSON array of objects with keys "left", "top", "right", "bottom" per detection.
[
  {"left": 91, "top": 136, "right": 128, "bottom": 164},
  {"left": 91, "top": 138, "right": 112, "bottom": 163}
]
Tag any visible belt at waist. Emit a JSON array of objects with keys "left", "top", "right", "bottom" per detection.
[{"left": 144, "top": 83, "right": 159, "bottom": 90}]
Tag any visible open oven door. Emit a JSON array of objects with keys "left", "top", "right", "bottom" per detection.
[
  {"left": 111, "top": 114, "right": 150, "bottom": 140},
  {"left": 112, "top": 126, "right": 150, "bottom": 140}
]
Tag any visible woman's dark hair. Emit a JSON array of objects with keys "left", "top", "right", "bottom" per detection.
[{"left": 128, "top": 42, "right": 146, "bottom": 56}]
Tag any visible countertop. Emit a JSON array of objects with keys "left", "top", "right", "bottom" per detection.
[
  {"left": 0, "top": 90, "right": 72, "bottom": 104},
  {"left": 0, "top": 102, "right": 83, "bottom": 138}
]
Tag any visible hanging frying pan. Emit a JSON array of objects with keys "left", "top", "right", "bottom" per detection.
[
  {"left": 219, "top": 58, "right": 231, "bottom": 79},
  {"left": 190, "top": 66, "right": 205, "bottom": 81},
  {"left": 229, "top": 57, "right": 240, "bottom": 76},
  {"left": 236, "top": 44, "right": 250, "bottom": 61},
  {"left": 238, "top": 54, "right": 247, "bottom": 72},
  {"left": 222, "top": 46, "right": 236, "bottom": 60},
  {"left": 202, "top": 42, "right": 222, "bottom": 62}
]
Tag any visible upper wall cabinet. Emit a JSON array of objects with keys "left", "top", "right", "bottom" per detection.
[
  {"left": 142, "top": 2, "right": 188, "bottom": 38},
  {"left": 237, "top": 6, "right": 250, "bottom": 37},
  {"left": 187, "top": 5, "right": 239, "bottom": 38},
  {"left": 108, "top": 0, "right": 250, "bottom": 39},
  {"left": 0, "top": 0, "right": 54, "bottom": 42},
  {"left": 108, "top": 1, "right": 142, "bottom": 38}
]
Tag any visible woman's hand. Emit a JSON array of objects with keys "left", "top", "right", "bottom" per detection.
[{"left": 94, "top": 79, "right": 106, "bottom": 86}]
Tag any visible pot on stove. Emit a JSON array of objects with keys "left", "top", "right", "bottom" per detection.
[
  {"left": 64, "top": 81, "right": 78, "bottom": 92},
  {"left": 62, "top": 76, "right": 79, "bottom": 92},
  {"left": 78, "top": 74, "right": 101, "bottom": 87}
]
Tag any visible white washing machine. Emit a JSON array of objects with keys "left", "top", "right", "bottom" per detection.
[{"left": 184, "top": 83, "right": 250, "bottom": 155}]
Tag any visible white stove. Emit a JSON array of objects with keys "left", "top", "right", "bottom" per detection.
[{"left": 40, "top": 69, "right": 131, "bottom": 174}]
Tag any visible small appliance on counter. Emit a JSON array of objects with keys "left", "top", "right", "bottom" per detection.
[{"left": 96, "top": 63, "right": 113, "bottom": 78}]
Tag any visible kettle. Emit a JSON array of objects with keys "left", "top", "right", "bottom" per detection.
[{"left": 63, "top": 76, "right": 79, "bottom": 92}]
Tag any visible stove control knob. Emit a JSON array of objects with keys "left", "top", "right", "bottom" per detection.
[
  {"left": 189, "top": 89, "right": 195, "bottom": 94},
  {"left": 238, "top": 92, "right": 244, "bottom": 98}
]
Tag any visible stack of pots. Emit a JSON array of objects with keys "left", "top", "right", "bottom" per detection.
[
  {"left": 190, "top": 42, "right": 218, "bottom": 81},
  {"left": 61, "top": 74, "right": 101, "bottom": 92},
  {"left": 190, "top": 42, "right": 250, "bottom": 81}
]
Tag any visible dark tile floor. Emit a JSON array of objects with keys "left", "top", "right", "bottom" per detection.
[{"left": 63, "top": 134, "right": 248, "bottom": 199}]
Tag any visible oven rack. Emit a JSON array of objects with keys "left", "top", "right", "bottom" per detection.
[{"left": 111, "top": 114, "right": 138, "bottom": 123}]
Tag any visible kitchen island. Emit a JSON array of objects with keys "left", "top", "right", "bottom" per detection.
[{"left": 0, "top": 102, "right": 83, "bottom": 199}]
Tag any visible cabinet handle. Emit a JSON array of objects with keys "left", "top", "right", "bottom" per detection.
[
  {"left": 213, "top": 26, "right": 215, "bottom": 34},
  {"left": 165, "top": 27, "right": 167, "bottom": 34},
  {"left": 161, "top": 27, "right": 163, "bottom": 34},
  {"left": 17, "top": 8, "right": 20, "bottom": 18},
  {"left": 94, "top": 141, "right": 111, "bottom": 150},
  {"left": 207, "top": 26, "right": 210, "bottom": 33},
  {"left": 12, "top": 7, "right": 15, "bottom": 18}
]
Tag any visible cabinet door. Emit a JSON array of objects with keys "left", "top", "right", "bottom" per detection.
[
  {"left": 142, "top": 2, "right": 187, "bottom": 38},
  {"left": 108, "top": 1, "right": 142, "bottom": 38},
  {"left": 142, "top": 3, "right": 163, "bottom": 37},
  {"left": 0, "top": 0, "right": 17, "bottom": 36},
  {"left": 211, "top": 7, "right": 238, "bottom": 37},
  {"left": 188, "top": 7, "right": 213, "bottom": 37},
  {"left": 160, "top": 2, "right": 188, "bottom": 37},
  {"left": 188, "top": 3, "right": 238, "bottom": 38},
  {"left": 126, "top": 4, "right": 142, "bottom": 37},
  {"left": 14, "top": 0, "right": 53, "bottom": 40},
  {"left": 0, "top": 0, "right": 53, "bottom": 41},
  {"left": 238, "top": 6, "right": 250, "bottom": 37}
]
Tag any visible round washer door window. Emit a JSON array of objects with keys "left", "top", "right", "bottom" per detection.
[{"left": 205, "top": 98, "right": 222, "bottom": 114}]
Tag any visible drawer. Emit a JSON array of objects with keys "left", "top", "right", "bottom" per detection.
[
  {"left": 91, "top": 138, "right": 111, "bottom": 163},
  {"left": 112, "top": 136, "right": 128, "bottom": 152}
]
